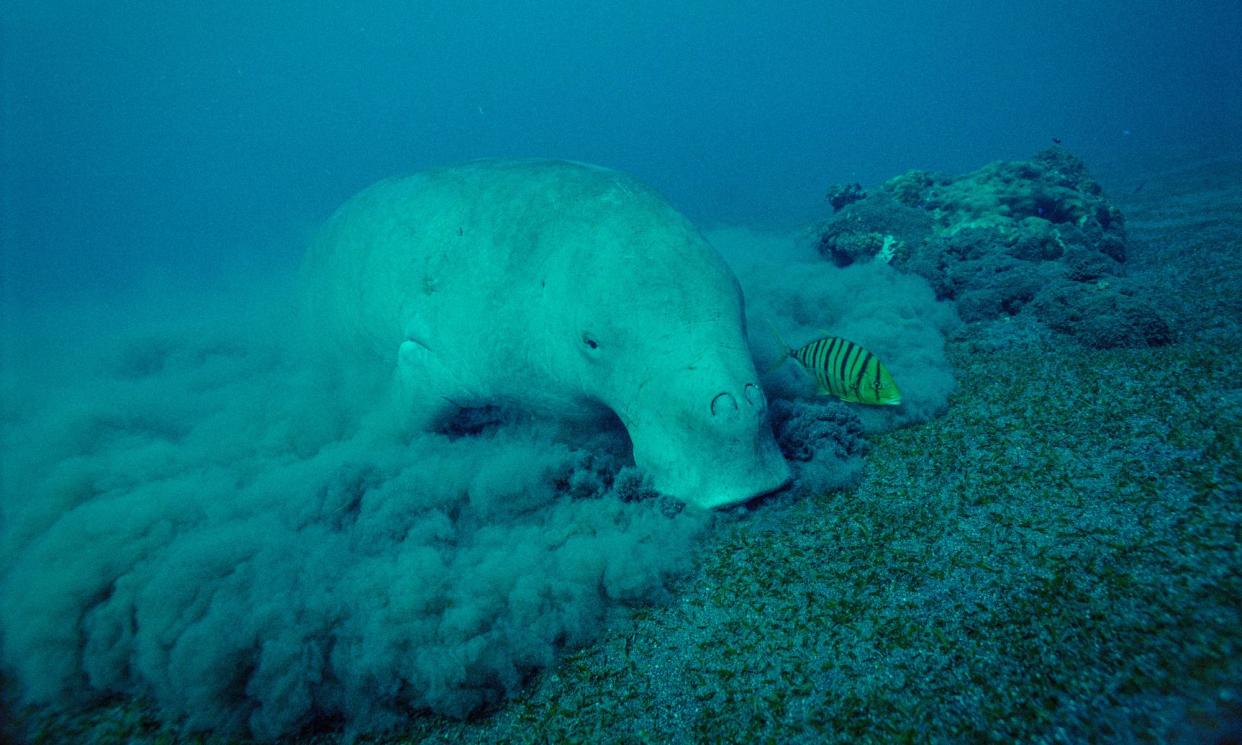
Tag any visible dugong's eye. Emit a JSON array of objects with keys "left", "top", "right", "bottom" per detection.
[{"left": 581, "top": 332, "right": 602, "bottom": 357}]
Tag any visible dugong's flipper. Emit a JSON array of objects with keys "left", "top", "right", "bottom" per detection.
[{"left": 394, "top": 339, "right": 462, "bottom": 433}]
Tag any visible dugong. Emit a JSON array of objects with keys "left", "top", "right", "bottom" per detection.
[{"left": 303, "top": 159, "right": 791, "bottom": 509}]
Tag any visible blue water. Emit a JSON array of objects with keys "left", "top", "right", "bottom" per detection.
[{"left": 5, "top": 1, "right": 1240, "bottom": 310}]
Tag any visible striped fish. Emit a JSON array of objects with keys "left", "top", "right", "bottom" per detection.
[{"left": 768, "top": 324, "right": 902, "bottom": 406}]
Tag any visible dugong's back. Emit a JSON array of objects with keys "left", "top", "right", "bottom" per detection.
[{"left": 302, "top": 158, "right": 703, "bottom": 366}]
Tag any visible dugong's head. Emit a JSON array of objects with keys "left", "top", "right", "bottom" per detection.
[{"left": 544, "top": 181, "right": 791, "bottom": 509}]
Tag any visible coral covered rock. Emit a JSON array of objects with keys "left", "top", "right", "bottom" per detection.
[
  {"left": 825, "top": 182, "right": 866, "bottom": 212},
  {"left": 814, "top": 148, "right": 1169, "bottom": 347},
  {"left": 1030, "top": 281, "right": 1174, "bottom": 348}
]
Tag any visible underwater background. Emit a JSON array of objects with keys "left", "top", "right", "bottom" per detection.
[{"left": 2, "top": 1, "right": 1240, "bottom": 743}]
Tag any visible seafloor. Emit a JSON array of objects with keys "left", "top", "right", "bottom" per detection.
[{"left": 5, "top": 151, "right": 1240, "bottom": 744}]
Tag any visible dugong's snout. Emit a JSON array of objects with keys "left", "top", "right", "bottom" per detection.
[
  {"left": 625, "top": 374, "right": 792, "bottom": 511},
  {"left": 704, "top": 381, "right": 792, "bottom": 505}
]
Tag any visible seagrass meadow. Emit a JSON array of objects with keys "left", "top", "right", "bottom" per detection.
[{"left": 3, "top": 150, "right": 1239, "bottom": 745}]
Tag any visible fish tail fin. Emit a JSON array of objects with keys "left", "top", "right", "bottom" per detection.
[{"left": 764, "top": 320, "right": 792, "bottom": 374}]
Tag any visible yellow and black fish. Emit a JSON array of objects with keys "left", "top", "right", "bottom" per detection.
[{"left": 768, "top": 324, "right": 902, "bottom": 406}]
